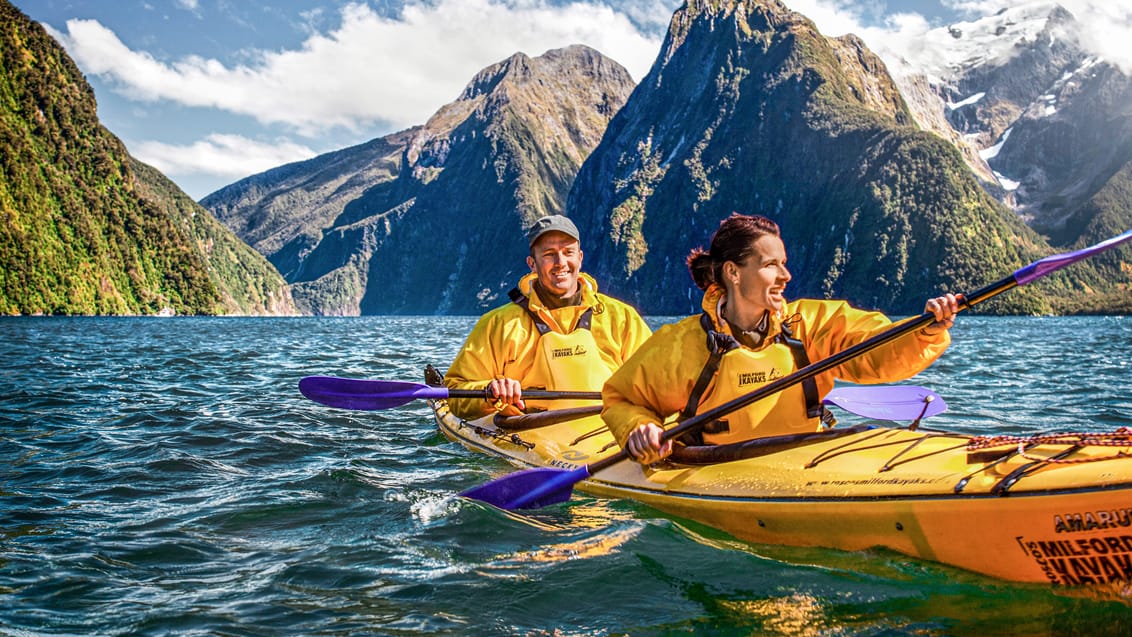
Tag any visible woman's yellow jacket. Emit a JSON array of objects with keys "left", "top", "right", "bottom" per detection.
[{"left": 602, "top": 285, "right": 950, "bottom": 446}]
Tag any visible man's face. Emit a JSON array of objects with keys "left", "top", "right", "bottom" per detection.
[{"left": 527, "top": 231, "right": 583, "bottom": 298}]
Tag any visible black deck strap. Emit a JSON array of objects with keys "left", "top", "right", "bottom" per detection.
[
  {"left": 990, "top": 446, "right": 1083, "bottom": 496},
  {"left": 670, "top": 424, "right": 875, "bottom": 465},
  {"left": 777, "top": 316, "right": 825, "bottom": 420}
]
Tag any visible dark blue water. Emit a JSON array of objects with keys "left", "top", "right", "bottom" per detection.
[{"left": 3, "top": 315, "right": 1132, "bottom": 636}]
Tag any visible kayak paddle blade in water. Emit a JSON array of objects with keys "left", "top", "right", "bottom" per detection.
[
  {"left": 460, "top": 466, "right": 590, "bottom": 509},
  {"left": 299, "top": 376, "right": 448, "bottom": 410}
]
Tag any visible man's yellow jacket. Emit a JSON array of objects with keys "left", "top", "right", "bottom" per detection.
[{"left": 444, "top": 272, "right": 652, "bottom": 418}]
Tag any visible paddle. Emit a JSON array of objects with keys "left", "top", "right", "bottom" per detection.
[
  {"left": 822, "top": 385, "right": 946, "bottom": 421},
  {"left": 461, "top": 228, "right": 1132, "bottom": 510},
  {"left": 299, "top": 376, "right": 600, "bottom": 411}
]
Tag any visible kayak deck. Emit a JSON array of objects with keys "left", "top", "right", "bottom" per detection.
[{"left": 434, "top": 400, "right": 1132, "bottom": 585}]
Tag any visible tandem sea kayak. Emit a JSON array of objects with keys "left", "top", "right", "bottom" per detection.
[{"left": 433, "top": 393, "right": 1132, "bottom": 587}]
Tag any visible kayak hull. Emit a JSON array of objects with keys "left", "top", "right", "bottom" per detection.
[{"left": 433, "top": 400, "right": 1132, "bottom": 585}]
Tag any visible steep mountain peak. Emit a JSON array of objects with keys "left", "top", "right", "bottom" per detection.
[
  {"left": 887, "top": 1, "right": 1132, "bottom": 254},
  {"left": 567, "top": 0, "right": 1044, "bottom": 315},
  {"left": 458, "top": 51, "right": 532, "bottom": 101},
  {"left": 409, "top": 44, "right": 633, "bottom": 190},
  {"left": 207, "top": 44, "right": 635, "bottom": 314}
]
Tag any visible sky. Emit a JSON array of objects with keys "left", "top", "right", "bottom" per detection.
[{"left": 12, "top": 0, "right": 1132, "bottom": 200}]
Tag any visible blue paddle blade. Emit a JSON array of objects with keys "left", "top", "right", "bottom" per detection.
[
  {"left": 298, "top": 376, "right": 448, "bottom": 410},
  {"left": 460, "top": 465, "right": 591, "bottom": 510},
  {"left": 1013, "top": 228, "right": 1132, "bottom": 285},
  {"left": 822, "top": 385, "right": 946, "bottom": 421}
]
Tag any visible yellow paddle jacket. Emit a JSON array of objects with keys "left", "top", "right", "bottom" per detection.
[
  {"left": 444, "top": 272, "right": 652, "bottom": 419},
  {"left": 602, "top": 285, "right": 951, "bottom": 446}
]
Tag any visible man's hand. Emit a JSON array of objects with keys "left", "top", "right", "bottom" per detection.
[{"left": 486, "top": 377, "right": 525, "bottom": 411}]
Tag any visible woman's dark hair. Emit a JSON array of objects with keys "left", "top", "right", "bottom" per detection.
[{"left": 686, "top": 213, "right": 781, "bottom": 290}]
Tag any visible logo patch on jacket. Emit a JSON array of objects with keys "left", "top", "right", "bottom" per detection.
[
  {"left": 553, "top": 345, "right": 588, "bottom": 358},
  {"left": 736, "top": 368, "right": 782, "bottom": 387}
]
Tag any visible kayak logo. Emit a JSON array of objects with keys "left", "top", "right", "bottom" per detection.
[
  {"left": 553, "top": 345, "right": 587, "bottom": 358},
  {"left": 737, "top": 368, "right": 781, "bottom": 386},
  {"left": 1053, "top": 508, "right": 1132, "bottom": 533}
]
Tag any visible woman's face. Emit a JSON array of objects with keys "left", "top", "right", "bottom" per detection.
[{"left": 725, "top": 234, "right": 791, "bottom": 314}]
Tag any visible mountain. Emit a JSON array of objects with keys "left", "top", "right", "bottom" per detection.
[
  {"left": 891, "top": 3, "right": 1132, "bottom": 262},
  {"left": 129, "top": 160, "right": 296, "bottom": 316},
  {"left": 0, "top": 0, "right": 294, "bottom": 316},
  {"left": 204, "top": 0, "right": 1129, "bottom": 317},
  {"left": 204, "top": 45, "right": 635, "bottom": 315},
  {"left": 566, "top": 0, "right": 1055, "bottom": 316}
]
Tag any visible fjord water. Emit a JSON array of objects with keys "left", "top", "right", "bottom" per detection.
[{"left": 3, "top": 315, "right": 1131, "bottom": 636}]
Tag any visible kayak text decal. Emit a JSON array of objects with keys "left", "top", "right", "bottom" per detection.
[
  {"left": 803, "top": 476, "right": 940, "bottom": 487},
  {"left": 1017, "top": 535, "right": 1132, "bottom": 585},
  {"left": 1053, "top": 508, "right": 1132, "bottom": 533}
]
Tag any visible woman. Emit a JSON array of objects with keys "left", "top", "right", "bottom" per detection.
[{"left": 602, "top": 213, "right": 959, "bottom": 465}]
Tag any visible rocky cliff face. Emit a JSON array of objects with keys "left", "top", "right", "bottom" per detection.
[
  {"left": 891, "top": 3, "right": 1132, "bottom": 251},
  {"left": 566, "top": 0, "right": 1049, "bottom": 315},
  {"left": 205, "top": 45, "right": 635, "bottom": 315}
]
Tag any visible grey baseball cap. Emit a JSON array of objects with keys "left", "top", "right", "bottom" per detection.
[{"left": 527, "top": 215, "right": 580, "bottom": 246}]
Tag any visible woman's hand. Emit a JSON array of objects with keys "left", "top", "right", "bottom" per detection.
[
  {"left": 922, "top": 293, "right": 960, "bottom": 335},
  {"left": 626, "top": 422, "right": 674, "bottom": 465}
]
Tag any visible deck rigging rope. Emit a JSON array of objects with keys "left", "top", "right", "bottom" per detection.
[{"left": 966, "top": 427, "right": 1132, "bottom": 464}]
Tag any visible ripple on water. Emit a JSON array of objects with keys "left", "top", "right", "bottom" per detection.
[{"left": 2, "top": 316, "right": 1131, "bottom": 636}]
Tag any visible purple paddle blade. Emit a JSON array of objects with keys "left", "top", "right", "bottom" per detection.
[
  {"left": 1014, "top": 228, "right": 1132, "bottom": 285},
  {"left": 298, "top": 376, "right": 447, "bottom": 410},
  {"left": 822, "top": 385, "right": 946, "bottom": 421},
  {"left": 461, "top": 465, "right": 590, "bottom": 510}
]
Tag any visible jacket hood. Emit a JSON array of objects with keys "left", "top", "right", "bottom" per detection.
[
  {"left": 516, "top": 272, "right": 599, "bottom": 304},
  {"left": 700, "top": 284, "right": 791, "bottom": 346}
]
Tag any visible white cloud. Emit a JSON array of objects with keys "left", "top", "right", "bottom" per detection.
[
  {"left": 50, "top": 0, "right": 665, "bottom": 136},
  {"left": 1058, "top": 0, "right": 1132, "bottom": 73},
  {"left": 132, "top": 134, "right": 316, "bottom": 179}
]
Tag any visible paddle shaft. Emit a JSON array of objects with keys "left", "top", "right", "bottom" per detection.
[
  {"left": 584, "top": 274, "right": 1019, "bottom": 475},
  {"left": 452, "top": 388, "right": 602, "bottom": 401}
]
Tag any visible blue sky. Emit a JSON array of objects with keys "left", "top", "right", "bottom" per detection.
[{"left": 13, "top": 1, "right": 1129, "bottom": 200}]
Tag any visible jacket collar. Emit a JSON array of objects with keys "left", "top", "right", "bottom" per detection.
[
  {"left": 516, "top": 271, "right": 599, "bottom": 313},
  {"left": 700, "top": 284, "right": 787, "bottom": 346}
]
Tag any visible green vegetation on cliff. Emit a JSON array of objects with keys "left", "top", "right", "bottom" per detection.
[
  {"left": 130, "top": 160, "right": 295, "bottom": 315},
  {"left": 0, "top": 0, "right": 292, "bottom": 315}
]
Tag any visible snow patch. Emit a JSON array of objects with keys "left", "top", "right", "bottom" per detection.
[
  {"left": 979, "top": 127, "right": 1013, "bottom": 160},
  {"left": 947, "top": 92, "right": 985, "bottom": 109},
  {"left": 994, "top": 171, "right": 1021, "bottom": 191}
]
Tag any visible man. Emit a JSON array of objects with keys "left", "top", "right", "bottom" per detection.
[{"left": 443, "top": 214, "right": 652, "bottom": 419}]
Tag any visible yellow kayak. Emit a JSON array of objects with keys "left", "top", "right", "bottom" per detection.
[{"left": 433, "top": 398, "right": 1132, "bottom": 586}]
